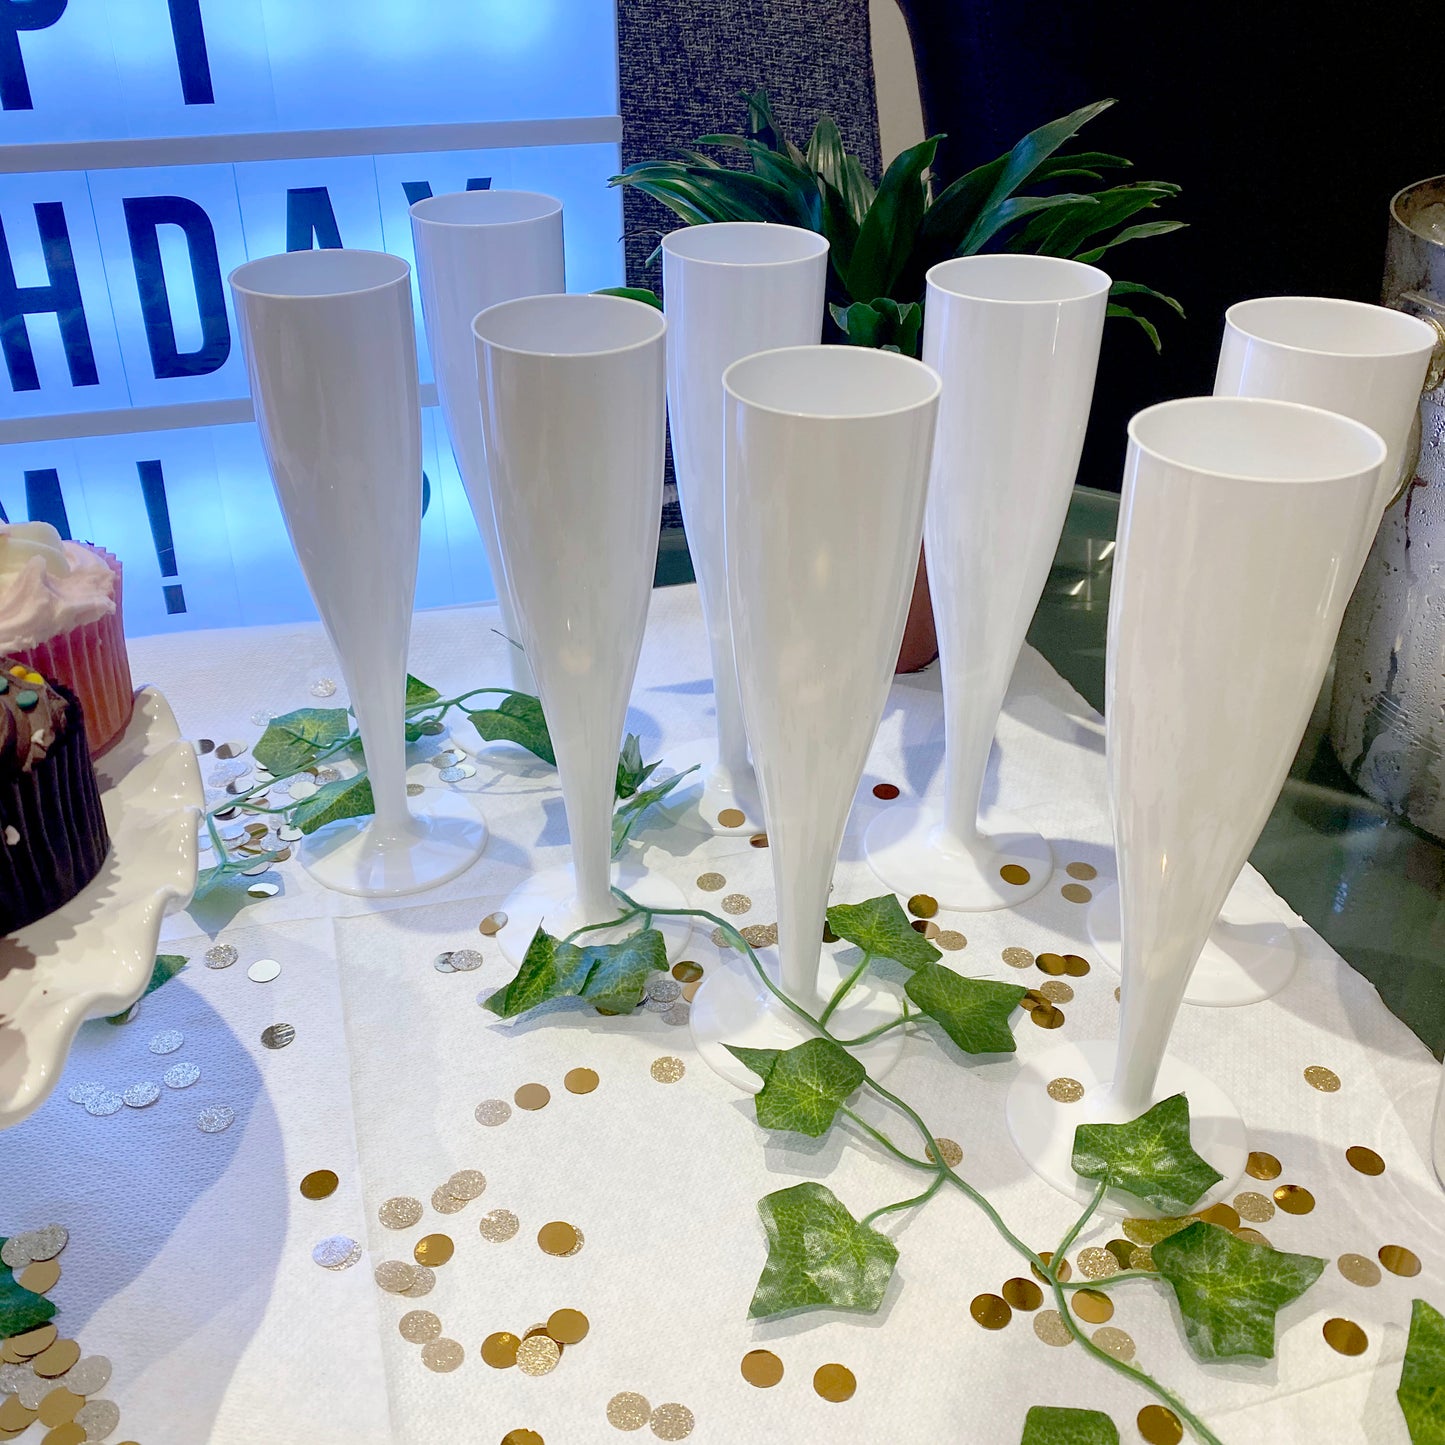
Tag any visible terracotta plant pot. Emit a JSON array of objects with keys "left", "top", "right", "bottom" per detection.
[{"left": 896, "top": 545, "right": 938, "bottom": 673}]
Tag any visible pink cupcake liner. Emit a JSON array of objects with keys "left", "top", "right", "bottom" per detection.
[{"left": 13, "top": 548, "right": 134, "bottom": 755}]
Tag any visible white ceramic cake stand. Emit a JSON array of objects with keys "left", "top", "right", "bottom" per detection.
[{"left": 0, "top": 686, "right": 203, "bottom": 1130}]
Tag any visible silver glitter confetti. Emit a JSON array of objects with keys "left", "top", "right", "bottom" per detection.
[
  {"left": 314, "top": 766, "right": 340, "bottom": 784},
  {"left": 430, "top": 1186, "right": 468, "bottom": 1215},
  {"left": 433, "top": 952, "right": 456, "bottom": 973},
  {"left": 278, "top": 825, "right": 303, "bottom": 842},
  {"left": 0, "top": 1360, "right": 29, "bottom": 1394},
  {"left": 67, "top": 1082, "right": 104, "bottom": 1106},
  {"left": 429, "top": 751, "right": 462, "bottom": 769},
  {"left": 198, "top": 1104, "right": 236, "bottom": 1133},
  {"left": 662, "top": 1002, "right": 691, "bottom": 1026},
  {"left": 401, "top": 1264, "right": 435, "bottom": 1297},
  {"left": 247, "top": 881, "right": 281, "bottom": 898},
  {"left": 310, "top": 677, "right": 337, "bottom": 697},
  {"left": 207, "top": 760, "right": 248, "bottom": 785},
  {"left": 644, "top": 996, "right": 675, "bottom": 1014},
  {"left": 446, "top": 948, "right": 483, "bottom": 972},
  {"left": 122, "top": 1081, "right": 161, "bottom": 1108},
  {"left": 478, "top": 1208, "right": 519, "bottom": 1243},
  {"left": 260, "top": 1023, "right": 295, "bottom": 1049},
  {"left": 162, "top": 1061, "right": 200, "bottom": 1089},
  {"left": 65, "top": 1356, "right": 111, "bottom": 1396},
  {"left": 0, "top": 1236, "right": 31, "bottom": 1269},
  {"left": 85, "top": 1089, "right": 123, "bottom": 1116},
  {"left": 420, "top": 1338, "right": 464, "bottom": 1372},
  {"left": 436, "top": 765, "right": 469, "bottom": 782},
  {"left": 645, "top": 975, "right": 681, "bottom": 1003},
  {"left": 446, "top": 1169, "right": 486, "bottom": 1201},
  {"left": 197, "top": 832, "right": 213, "bottom": 852},
  {"left": 379, "top": 1196, "right": 424, "bottom": 1230},
  {"left": 240, "top": 857, "right": 277, "bottom": 876},
  {"left": 312, "top": 1235, "right": 362, "bottom": 1269},
  {"left": 474, "top": 1099, "right": 511, "bottom": 1127},
  {"left": 373, "top": 1260, "right": 416, "bottom": 1294},
  {"left": 417, "top": 718, "right": 445, "bottom": 735},
  {"left": 148, "top": 1029, "right": 183, "bottom": 1055},
  {"left": 75, "top": 1398, "right": 121, "bottom": 1439},
  {"left": 27, "top": 1224, "right": 66, "bottom": 1261},
  {"left": 13, "top": 1369, "right": 46, "bottom": 1409},
  {"left": 249, "top": 709, "right": 275, "bottom": 727},
  {"left": 204, "top": 943, "right": 238, "bottom": 969},
  {"left": 288, "top": 778, "right": 318, "bottom": 801},
  {"left": 406, "top": 782, "right": 425, "bottom": 796},
  {"left": 247, "top": 958, "right": 281, "bottom": 983},
  {"left": 399, "top": 1309, "right": 442, "bottom": 1343}
]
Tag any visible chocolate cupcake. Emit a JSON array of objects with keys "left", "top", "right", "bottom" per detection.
[{"left": 0, "top": 659, "right": 110, "bottom": 934}]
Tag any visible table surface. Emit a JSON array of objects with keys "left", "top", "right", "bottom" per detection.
[{"left": 1, "top": 580, "right": 1442, "bottom": 1445}]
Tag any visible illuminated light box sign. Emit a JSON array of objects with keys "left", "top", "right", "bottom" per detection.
[{"left": 0, "top": 0, "right": 623, "bottom": 635}]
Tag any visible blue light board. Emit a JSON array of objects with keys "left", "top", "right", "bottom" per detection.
[{"left": 0, "top": 1, "right": 622, "bottom": 634}]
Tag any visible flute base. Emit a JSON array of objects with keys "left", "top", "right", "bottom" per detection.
[
  {"left": 864, "top": 802, "right": 1053, "bottom": 911},
  {"left": 1004, "top": 1039, "right": 1247, "bottom": 1216},
  {"left": 494, "top": 862, "right": 692, "bottom": 966},
  {"left": 299, "top": 790, "right": 487, "bottom": 898},
  {"left": 656, "top": 737, "right": 764, "bottom": 835},
  {"left": 1087, "top": 879, "right": 1299, "bottom": 1007},
  {"left": 690, "top": 945, "right": 905, "bottom": 1091}
]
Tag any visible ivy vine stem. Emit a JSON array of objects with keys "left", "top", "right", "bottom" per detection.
[
  {"left": 818, "top": 948, "right": 873, "bottom": 1027},
  {"left": 860, "top": 1169, "right": 946, "bottom": 1229}
]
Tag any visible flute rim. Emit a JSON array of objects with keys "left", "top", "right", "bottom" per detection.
[{"left": 723, "top": 344, "right": 941, "bottom": 422}]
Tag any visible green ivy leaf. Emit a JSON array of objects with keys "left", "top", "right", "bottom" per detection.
[
  {"left": 749, "top": 1181, "right": 898, "bottom": 1319},
  {"left": 484, "top": 927, "right": 572, "bottom": 1018},
  {"left": 726, "top": 1038, "right": 865, "bottom": 1137},
  {"left": 825, "top": 894, "right": 941, "bottom": 969},
  {"left": 290, "top": 772, "right": 375, "bottom": 836},
  {"left": 611, "top": 765, "right": 698, "bottom": 855},
  {"left": 1151, "top": 1221, "right": 1324, "bottom": 1362},
  {"left": 614, "top": 733, "right": 657, "bottom": 800},
  {"left": 404, "top": 674, "right": 441, "bottom": 708},
  {"left": 905, "top": 962, "right": 1026, "bottom": 1054},
  {"left": 573, "top": 928, "right": 669, "bottom": 1014},
  {"left": 1071, "top": 1094, "right": 1224, "bottom": 1215},
  {"left": 1020, "top": 1405, "right": 1120, "bottom": 1445},
  {"left": 1399, "top": 1298, "right": 1445, "bottom": 1444},
  {"left": 106, "top": 952, "right": 188, "bottom": 1023},
  {"left": 469, "top": 692, "right": 554, "bottom": 765},
  {"left": 252, "top": 706, "right": 352, "bottom": 776},
  {"left": 192, "top": 850, "right": 285, "bottom": 900},
  {"left": 0, "top": 1246, "right": 56, "bottom": 1336}
]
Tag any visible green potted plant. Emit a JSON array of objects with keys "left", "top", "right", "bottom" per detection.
[{"left": 610, "top": 92, "right": 1184, "bottom": 669}]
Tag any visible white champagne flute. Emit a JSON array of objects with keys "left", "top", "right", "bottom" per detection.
[
  {"left": 230, "top": 249, "right": 487, "bottom": 896},
  {"left": 410, "top": 190, "right": 565, "bottom": 696},
  {"left": 472, "top": 294, "right": 691, "bottom": 963},
  {"left": 654, "top": 221, "right": 829, "bottom": 835},
  {"left": 689, "top": 345, "right": 941, "bottom": 1088},
  {"left": 1007, "top": 396, "right": 1386, "bottom": 1210},
  {"left": 864, "top": 255, "right": 1109, "bottom": 910},
  {"left": 1089, "top": 296, "right": 1437, "bottom": 1004}
]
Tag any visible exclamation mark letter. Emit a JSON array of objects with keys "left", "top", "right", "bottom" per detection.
[{"left": 136, "top": 459, "right": 186, "bottom": 615}]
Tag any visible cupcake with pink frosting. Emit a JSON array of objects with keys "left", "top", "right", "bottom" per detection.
[{"left": 0, "top": 523, "right": 133, "bottom": 755}]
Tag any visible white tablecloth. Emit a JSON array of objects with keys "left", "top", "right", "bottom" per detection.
[{"left": 3, "top": 584, "right": 1441, "bottom": 1445}]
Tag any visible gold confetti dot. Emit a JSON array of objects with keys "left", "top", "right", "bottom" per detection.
[
  {"left": 812, "top": 1364, "right": 856, "bottom": 1403},
  {"left": 413, "top": 1233, "right": 454, "bottom": 1267},
  {"left": 1030, "top": 1004, "right": 1065, "bottom": 1029},
  {"left": 1137, "top": 1407, "right": 1183, "bottom": 1445},
  {"left": 970, "top": 1292, "right": 1012, "bottom": 1329},
  {"left": 516, "top": 1335, "right": 561, "bottom": 1377},
  {"left": 1273, "top": 1184, "right": 1315, "bottom": 1215},
  {"left": 650, "top": 1056, "right": 685, "bottom": 1084},
  {"left": 1000, "top": 864, "right": 1031, "bottom": 886},
  {"left": 1233, "top": 1191, "right": 1275, "bottom": 1223},
  {"left": 1196, "top": 1203, "right": 1240, "bottom": 1231},
  {"left": 374, "top": 1260, "right": 416, "bottom": 1293},
  {"left": 502, "top": 1431, "right": 544, "bottom": 1445},
  {"left": 43, "top": 1423, "right": 86, "bottom": 1445},
  {"left": 822, "top": 921, "right": 838, "bottom": 943},
  {"left": 937, "top": 929, "right": 967, "bottom": 950},
  {"left": 546, "top": 1308, "right": 589, "bottom": 1345},
  {"left": 1235, "top": 1228, "right": 1272, "bottom": 1248},
  {"left": 716, "top": 808, "right": 747, "bottom": 828},
  {"left": 607, "top": 1392, "right": 652, "bottom": 1430},
  {"left": 1065, "top": 861, "right": 1098, "bottom": 880},
  {"left": 1039, "top": 980, "right": 1073, "bottom": 1004},
  {"left": 537, "top": 1221, "right": 581, "bottom": 1256},
  {"left": 37, "top": 1388, "right": 82, "bottom": 1428},
  {"left": 1060, "top": 883, "right": 1092, "bottom": 904},
  {"left": 482, "top": 1331, "right": 521, "bottom": 1368},
  {"left": 1246, "top": 1150, "right": 1282, "bottom": 1180},
  {"left": 379, "top": 1196, "right": 424, "bottom": 1230},
  {"left": 1072, "top": 1289, "right": 1114, "bottom": 1324},
  {"left": 564, "top": 1068, "right": 599, "bottom": 1095},
  {"left": 748, "top": 832, "right": 768, "bottom": 848},
  {"left": 1036, "top": 952, "right": 1067, "bottom": 976},
  {"left": 421, "top": 1338, "right": 464, "bottom": 1372},
  {"left": 1304, "top": 1064, "right": 1341, "bottom": 1092},
  {"left": 446, "top": 1169, "right": 487, "bottom": 1201},
  {"left": 300, "top": 1169, "right": 339, "bottom": 1201},
  {"left": 872, "top": 782, "right": 900, "bottom": 800},
  {"left": 1105, "top": 1239, "right": 1135, "bottom": 1269},
  {"left": 721, "top": 893, "right": 751, "bottom": 915},
  {"left": 650, "top": 1403, "right": 696, "bottom": 1440},
  {"left": 1076, "top": 1248, "right": 1120, "bottom": 1280},
  {"left": 0, "top": 1399, "right": 35, "bottom": 1433},
  {"left": 32, "top": 1338, "right": 79, "bottom": 1378},
  {"left": 1001, "top": 946, "right": 1034, "bottom": 969},
  {"left": 17, "top": 1259, "right": 59, "bottom": 1295},
  {"left": 514, "top": 1083, "right": 551, "bottom": 1110},
  {"left": 912, "top": 918, "right": 941, "bottom": 939},
  {"left": 739, "top": 923, "right": 777, "bottom": 947},
  {"left": 1338, "top": 1253, "right": 1381, "bottom": 1287},
  {"left": 479, "top": 910, "right": 508, "bottom": 935},
  {"left": 1063, "top": 954, "right": 1091, "bottom": 977},
  {"left": 695, "top": 872, "right": 726, "bottom": 891},
  {"left": 1379, "top": 1244, "right": 1421, "bottom": 1277},
  {"left": 1047, "top": 1077, "right": 1084, "bottom": 1103},
  {"left": 1092, "top": 1326, "right": 1135, "bottom": 1360},
  {"left": 740, "top": 1349, "right": 784, "bottom": 1387},
  {"left": 1345, "top": 1145, "right": 1384, "bottom": 1176},
  {"left": 672, "top": 961, "right": 704, "bottom": 982},
  {"left": 1002, "top": 1277, "right": 1043, "bottom": 1311},
  {"left": 907, "top": 893, "right": 938, "bottom": 919},
  {"left": 399, "top": 1310, "right": 442, "bottom": 1343},
  {"left": 929, "top": 1137, "right": 963, "bottom": 1168},
  {"left": 1129, "top": 1246, "right": 1156, "bottom": 1271},
  {"left": 475, "top": 1098, "right": 511, "bottom": 1126},
  {"left": 1032, "top": 1310, "right": 1073, "bottom": 1346},
  {"left": 1323, "top": 1318, "right": 1368, "bottom": 1356},
  {"left": 8, "top": 1325, "right": 56, "bottom": 1358},
  {"left": 1031, "top": 1252, "right": 1072, "bottom": 1284},
  {"left": 479, "top": 1209, "right": 520, "bottom": 1243},
  {"left": 425, "top": 1194, "right": 463, "bottom": 1224}
]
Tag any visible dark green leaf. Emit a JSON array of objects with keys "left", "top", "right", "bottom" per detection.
[
  {"left": 960, "top": 192, "right": 1095, "bottom": 256},
  {"left": 742, "top": 88, "right": 808, "bottom": 166},
  {"left": 905, "top": 962, "right": 1026, "bottom": 1054},
  {"left": 611, "top": 764, "right": 698, "bottom": 855},
  {"left": 1030, "top": 150, "right": 1132, "bottom": 181},
  {"left": 0, "top": 1253, "right": 56, "bottom": 1337},
  {"left": 1106, "top": 301, "right": 1162, "bottom": 354},
  {"left": 575, "top": 928, "right": 669, "bottom": 1013},
  {"left": 806, "top": 113, "right": 848, "bottom": 193},
  {"left": 840, "top": 154, "right": 877, "bottom": 224},
  {"left": 1152, "top": 1221, "right": 1325, "bottom": 1362},
  {"left": 484, "top": 927, "right": 574, "bottom": 1018},
  {"left": 1400, "top": 1297, "right": 1445, "bottom": 1444},
  {"left": 290, "top": 772, "right": 375, "bottom": 836},
  {"left": 1072, "top": 1094, "right": 1224, "bottom": 1215},
  {"left": 1022, "top": 182, "right": 1177, "bottom": 258},
  {"left": 826, "top": 894, "right": 941, "bottom": 968},
  {"left": 1020, "top": 1405, "right": 1120, "bottom": 1445},
  {"left": 845, "top": 136, "right": 938, "bottom": 303},
  {"left": 595, "top": 285, "right": 663, "bottom": 310},
  {"left": 614, "top": 733, "right": 657, "bottom": 800},
  {"left": 1109, "top": 279, "right": 1185, "bottom": 317},
  {"left": 404, "top": 674, "right": 441, "bottom": 708},
  {"left": 749, "top": 1181, "right": 898, "bottom": 1319},
  {"left": 1075, "top": 219, "right": 1186, "bottom": 264},
  {"left": 726, "top": 1037, "right": 865, "bottom": 1137},
  {"left": 818, "top": 177, "right": 860, "bottom": 278},
  {"left": 252, "top": 706, "right": 352, "bottom": 776},
  {"left": 469, "top": 692, "right": 554, "bottom": 765}
]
